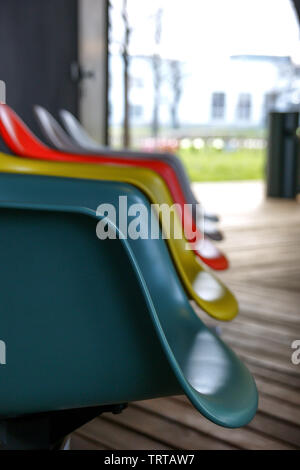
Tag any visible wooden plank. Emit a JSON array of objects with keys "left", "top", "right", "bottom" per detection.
[
  {"left": 249, "top": 413, "right": 300, "bottom": 448},
  {"left": 137, "top": 398, "right": 295, "bottom": 450},
  {"left": 107, "top": 405, "right": 236, "bottom": 450},
  {"left": 71, "top": 433, "right": 109, "bottom": 450},
  {"left": 222, "top": 319, "right": 297, "bottom": 345},
  {"left": 258, "top": 395, "right": 300, "bottom": 427},
  {"left": 79, "top": 417, "right": 172, "bottom": 450},
  {"left": 175, "top": 393, "right": 300, "bottom": 429},
  {"left": 247, "top": 363, "right": 300, "bottom": 389},
  {"left": 192, "top": 297, "right": 300, "bottom": 328},
  {"left": 254, "top": 377, "right": 300, "bottom": 407},
  {"left": 222, "top": 330, "right": 294, "bottom": 359},
  {"left": 226, "top": 281, "right": 300, "bottom": 304},
  {"left": 229, "top": 344, "right": 299, "bottom": 376}
]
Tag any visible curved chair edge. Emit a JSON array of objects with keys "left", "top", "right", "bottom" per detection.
[{"left": 0, "top": 199, "right": 258, "bottom": 428}]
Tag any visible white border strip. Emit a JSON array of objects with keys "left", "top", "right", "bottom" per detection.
[{"left": 0, "top": 81, "right": 6, "bottom": 104}]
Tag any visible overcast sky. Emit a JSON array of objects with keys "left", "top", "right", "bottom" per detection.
[{"left": 111, "top": 0, "right": 300, "bottom": 63}]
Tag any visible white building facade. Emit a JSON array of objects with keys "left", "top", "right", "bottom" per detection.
[{"left": 109, "top": 54, "right": 300, "bottom": 132}]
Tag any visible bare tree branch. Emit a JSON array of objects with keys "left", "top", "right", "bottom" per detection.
[
  {"left": 168, "top": 59, "right": 184, "bottom": 129},
  {"left": 121, "top": 0, "right": 132, "bottom": 147},
  {"left": 151, "top": 8, "right": 163, "bottom": 138}
]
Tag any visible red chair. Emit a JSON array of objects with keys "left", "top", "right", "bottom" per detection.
[{"left": 0, "top": 103, "right": 228, "bottom": 270}]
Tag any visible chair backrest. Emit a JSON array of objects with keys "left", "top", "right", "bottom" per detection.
[
  {"left": 0, "top": 202, "right": 179, "bottom": 417},
  {"left": 59, "top": 109, "right": 220, "bottom": 223},
  {"left": 35, "top": 107, "right": 223, "bottom": 241},
  {"left": 0, "top": 148, "right": 234, "bottom": 321},
  {"left": 58, "top": 108, "right": 210, "bottom": 211},
  {"left": 40, "top": 106, "right": 202, "bottom": 208},
  {"left": 33, "top": 105, "right": 80, "bottom": 152},
  {"left": 0, "top": 103, "right": 228, "bottom": 271},
  {"left": 0, "top": 103, "right": 54, "bottom": 158},
  {"left": 38, "top": 105, "right": 203, "bottom": 216},
  {"left": 60, "top": 108, "right": 104, "bottom": 150}
]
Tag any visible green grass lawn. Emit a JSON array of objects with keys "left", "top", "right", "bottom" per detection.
[{"left": 178, "top": 148, "right": 266, "bottom": 182}]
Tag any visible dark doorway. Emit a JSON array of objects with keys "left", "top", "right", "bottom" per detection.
[{"left": 0, "top": 0, "right": 79, "bottom": 138}]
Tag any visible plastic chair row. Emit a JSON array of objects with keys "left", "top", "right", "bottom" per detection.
[{"left": 0, "top": 99, "right": 258, "bottom": 449}]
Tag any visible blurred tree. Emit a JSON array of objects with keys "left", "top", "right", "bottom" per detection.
[
  {"left": 168, "top": 59, "right": 184, "bottom": 129},
  {"left": 151, "top": 8, "right": 163, "bottom": 138},
  {"left": 121, "top": 0, "right": 132, "bottom": 147}
]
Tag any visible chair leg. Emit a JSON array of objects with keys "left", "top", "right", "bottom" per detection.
[{"left": 0, "top": 403, "right": 127, "bottom": 450}]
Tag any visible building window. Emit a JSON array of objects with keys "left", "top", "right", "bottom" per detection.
[
  {"left": 211, "top": 92, "right": 226, "bottom": 120},
  {"left": 130, "top": 105, "right": 143, "bottom": 118},
  {"left": 237, "top": 93, "right": 252, "bottom": 120},
  {"left": 131, "top": 77, "right": 144, "bottom": 88}
]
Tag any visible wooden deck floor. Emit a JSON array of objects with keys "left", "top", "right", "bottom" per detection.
[{"left": 72, "top": 182, "right": 300, "bottom": 450}]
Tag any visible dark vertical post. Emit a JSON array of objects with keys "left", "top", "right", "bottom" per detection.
[
  {"left": 266, "top": 112, "right": 299, "bottom": 199},
  {"left": 121, "top": 0, "right": 131, "bottom": 148},
  {"left": 0, "top": 0, "right": 79, "bottom": 138},
  {"left": 78, "top": 0, "right": 109, "bottom": 146},
  {"left": 104, "top": 0, "right": 110, "bottom": 146}
]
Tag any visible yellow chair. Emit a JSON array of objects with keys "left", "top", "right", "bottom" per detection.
[{"left": 0, "top": 151, "right": 238, "bottom": 321}]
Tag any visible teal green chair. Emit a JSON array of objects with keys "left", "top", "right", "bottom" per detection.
[{"left": 0, "top": 173, "right": 258, "bottom": 449}]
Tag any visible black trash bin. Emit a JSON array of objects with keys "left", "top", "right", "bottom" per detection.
[{"left": 267, "top": 111, "right": 299, "bottom": 199}]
